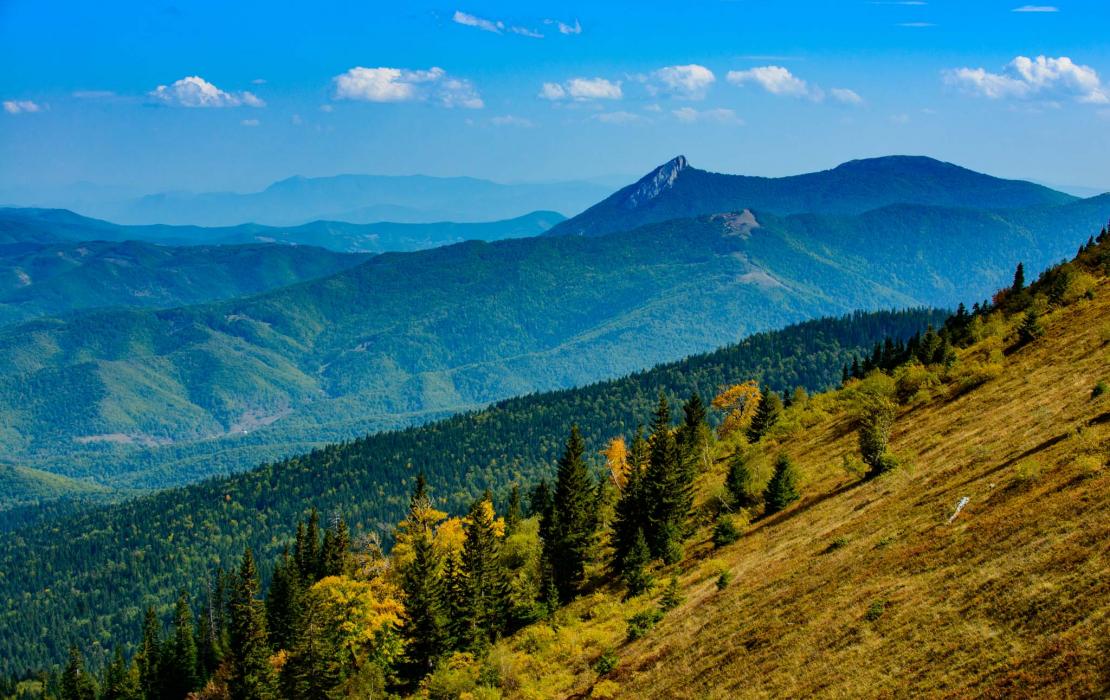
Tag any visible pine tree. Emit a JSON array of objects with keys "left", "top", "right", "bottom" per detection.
[
  {"left": 228, "top": 548, "right": 276, "bottom": 700},
  {"left": 677, "top": 393, "right": 710, "bottom": 469},
  {"left": 763, "top": 453, "right": 801, "bottom": 515},
  {"left": 1012, "top": 261, "right": 1025, "bottom": 292},
  {"left": 505, "top": 484, "right": 523, "bottom": 536},
  {"left": 399, "top": 479, "right": 446, "bottom": 678},
  {"left": 746, "top": 390, "right": 783, "bottom": 443},
  {"left": 725, "top": 450, "right": 757, "bottom": 508},
  {"left": 611, "top": 428, "right": 647, "bottom": 573},
  {"left": 320, "top": 514, "right": 350, "bottom": 578},
  {"left": 442, "top": 550, "right": 470, "bottom": 650},
  {"left": 621, "top": 528, "right": 654, "bottom": 597},
  {"left": 61, "top": 646, "right": 97, "bottom": 700},
  {"left": 545, "top": 425, "right": 598, "bottom": 602},
  {"left": 264, "top": 548, "right": 303, "bottom": 652},
  {"left": 460, "top": 492, "right": 509, "bottom": 647},
  {"left": 643, "top": 393, "right": 688, "bottom": 564},
  {"left": 137, "top": 606, "right": 162, "bottom": 700},
  {"left": 101, "top": 648, "right": 141, "bottom": 700},
  {"left": 295, "top": 509, "right": 321, "bottom": 582},
  {"left": 1017, "top": 308, "right": 1045, "bottom": 345},
  {"left": 658, "top": 576, "right": 683, "bottom": 612},
  {"left": 162, "top": 590, "right": 199, "bottom": 699}
]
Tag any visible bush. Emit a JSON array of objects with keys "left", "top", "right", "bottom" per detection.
[
  {"left": 858, "top": 398, "right": 896, "bottom": 478},
  {"left": 593, "top": 650, "right": 618, "bottom": 675},
  {"left": 824, "top": 535, "right": 850, "bottom": 553},
  {"left": 590, "top": 680, "right": 621, "bottom": 699},
  {"left": 894, "top": 363, "right": 939, "bottom": 405},
  {"left": 864, "top": 600, "right": 886, "bottom": 622},
  {"left": 712, "top": 515, "right": 742, "bottom": 547},
  {"left": 1092, "top": 381, "right": 1107, "bottom": 400},
  {"left": 716, "top": 571, "right": 732, "bottom": 591},
  {"left": 659, "top": 576, "right": 683, "bottom": 612},
  {"left": 626, "top": 609, "right": 663, "bottom": 641}
]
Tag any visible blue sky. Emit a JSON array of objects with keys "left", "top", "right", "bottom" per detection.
[{"left": 1, "top": 0, "right": 1108, "bottom": 198}]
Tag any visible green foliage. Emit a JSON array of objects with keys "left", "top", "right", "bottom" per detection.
[
  {"left": 545, "top": 427, "right": 597, "bottom": 603},
  {"left": 620, "top": 529, "right": 654, "bottom": 597},
  {"left": 724, "top": 450, "right": 761, "bottom": 509},
  {"left": 625, "top": 609, "right": 664, "bottom": 642},
  {"left": 644, "top": 394, "right": 691, "bottom": 564},
  {"left": 659, "top": 577, "right": 684, "bottom": 613},
  {"left": 1017, "top": 309, "right": 1045, "bottom": 345},
  {"left": 746, "top": 390, "right": 783, "bottom": 443},
  {"left": 227, "top": 549, "right": 276, "bottom": 700},
  {"left": 459, "top": 494, "right": 509, "bottom": 648},
  {"left": 1093, "top": 381, "right": 1108, "bottom": 400},
  {"left": 61, "top": 647, "right": 96, "bottom": 700},
  {"left": 593, "top": 650, "right": 619, "bottom": 676},
  {"left": 712, "top": 515, "right": 742, "bottom": 548},
  {"left": 715, "top": 571, "right": 733, "bottom": 591},
  {"left": 858, "top": 398, "right": 897, "bottom": 478},
  {"left": 864, "top": 600, "right": 886, "bottom": 622},
  {"left": 763, "top": 454, "right": 801, "bottom": 515}
]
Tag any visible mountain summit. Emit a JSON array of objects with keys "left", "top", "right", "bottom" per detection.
[{"left": 546, "top": 155, "right": 1076, "bottom": 238}]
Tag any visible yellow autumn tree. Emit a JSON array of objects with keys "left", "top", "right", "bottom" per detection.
[
  {"left": 713, "top": 380, "right": 763, "bottom": 439},
  {"left": 390, "top": 497, "right": 448, "bottom": 574},
  {"left": 603, "top": 436, "right": 630, "bottom": 490}
]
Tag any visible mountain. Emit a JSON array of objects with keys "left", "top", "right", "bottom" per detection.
[
  {"left": 0, "top": 195, "right": 1106, "bottom": 498},
  {"left": 57, "top": 174, "right": 611, "bottom": 226},
  {"left": 0, "top": 207, "right": 566, "bottom": 253},
  {"left": 546, "top": 155, "right": 1080, "bottom": 238},
  {"left": 0, "top": 306, "right": 948, "bottom": 673},
  {"left": 0, "top": 239, "right": 368, "bottom": 326}
]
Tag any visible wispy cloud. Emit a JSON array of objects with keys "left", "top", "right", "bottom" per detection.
[
  {"left": 2, "top": 99, "right": 44, "bottom": 114},
  {"left": 545, "top": 18, "right": 582, "bottom": 35},
  {"left": 72, "top": 90, "right": 116, "bottom": 100},
  {"left": 944, "top": 55, "right": 1107, "bottom": 104},
  {"left": 150, "top": 76, "right": 264, "bottom": 108},
  {"left": 453, "top": 10, "right": 503, "bottom": 33},
  {"left": 540, "top": 77, "right": 622, "bottom": 101},
  {"left": 240, "top": 118, "right": 260, "bottom": 127},
  {"left": 672, "top": 107, "right": 743, "bottom": 124},
  {"left": 1012, "top": 5, "right": 1058, "bottom": 11},
  {"left": 726, "top": 66, "right": 862, "bottom": 103},
  {"left": 898, "top": 21, "right": 936, "bottom": 27},
  {"left": 593, "top": 111, "right": 642, "bottom": 124},
  {"left": 643, "top": 64, "right": 716, "bottom": 100},
  {"left": 491, "top": 114, "right": 535, "bottom": 127},
  {"left": 510, "top": 26, "right": 543, "bottom": 38},
  {"left": 333, "top": 66, "right": 484, "bottom": 108}
]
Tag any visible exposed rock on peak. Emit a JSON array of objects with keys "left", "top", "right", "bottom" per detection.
[{"left": 622, "top": 156, "right": 688, "bottom": 210}]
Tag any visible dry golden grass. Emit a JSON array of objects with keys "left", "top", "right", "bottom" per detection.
[{"left": 494, "top": 279, "right": 1110, "bottom": 699}]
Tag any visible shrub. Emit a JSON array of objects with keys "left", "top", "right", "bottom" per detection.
[
  {"left": 858, "top": 398, "right": 896, "bottom": 478},
  {"left": 824, "top": 536, "right": 850, "bottom": 553},
  {"left": 949, "top": 360, "right": 1004, "bottom": 396},
  {"left": 716, "top": 571, "right": 732, "bottom": 591},
  {"left": 626, "top": 609, "right": 663, "bottom": 641},
  {"left": 1016, "top": 309, "right": 1045, "bottom": 345},
  {"left": 659, "top": 576, "right": 683, "bottom": 612},
  {"left": 593, "top": 650, "right": 618, "bottom": 675},
  {"left": 894, "top": 363, "right": 939, "bottom": 405},
  {"left": 864, "top": 600, "right": 886, "bottom": 622},
  {"left": 1092, "top": 381, "right": 1107, "bottom": 400},
  {"left": 590, "top": 680, "right": 621, "bottom": 699},
  {"left": 712, "top": 515, "right": 742, "bottom": 547},
  {"left": 763, "top": 453, "right": 801, "bottom": 514},
  {"left": 1014, "top": 458, "right": 1043, "bottom": 485}
]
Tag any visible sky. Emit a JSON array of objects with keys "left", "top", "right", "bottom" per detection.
[{"left": 1, "top": 0, "right": 1109, "bottom": 199}]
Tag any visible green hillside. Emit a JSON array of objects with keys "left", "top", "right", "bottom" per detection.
[
  {"left": 0, "top": 239, "right": 367, "bottom": 325},
  {"left": 1, "top": 199, "right": 1106, "bottom": 495},
  {"left": 0, "top": 306, "right": 947, "bottom": 674},
  {"left": 546, "top": 155, "right": 1079, "bottom": 238}
]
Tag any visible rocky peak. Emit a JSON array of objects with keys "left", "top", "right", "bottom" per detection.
[{"left": 621, "top": 156, "right": 688, "bottom": 209}]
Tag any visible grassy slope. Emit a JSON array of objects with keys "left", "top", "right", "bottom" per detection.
[{"left": 494, "top": 278, "right": 1110, "bottom": 698}]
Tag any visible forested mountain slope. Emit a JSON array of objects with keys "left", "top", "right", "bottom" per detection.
[
  {"left": 0, "top": 239, "right": 367, "bottom": 325},
  {"left": 0, "top": 207, "right": 565, "bottom": 253},
  {"left": 1, "top": 198, "right": 1106, "bottom": 496},
  {"left": 0, "top": 307, "right": 945, "bottom": 675},
  {"left": 546, "top": 155, "right": 1079, "bottom": 238}
]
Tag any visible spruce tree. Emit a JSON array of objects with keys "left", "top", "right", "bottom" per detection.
[
  {"left": 1012, "top": 261, "right": 1025, "bottom": 292},
  {"left": 1017, "top": 308, "right": 1045, "bottom": 345},
  {"left": 460, "top": 492, "right": 508, "bottom": 647},
  {"left": 643, "top": 393, "right": 688, "bottom": 563},
  {"left": 746, "top": 390, "right": 783, "bottom": 443},
  {"left": 295, "top": 509, "right": 321, "bottom": 582},
  {"left": 320, "top": 514, "right": 350, "bottom": 578},
  {"left": 621, "top": 528, "right": 654, "bottom": 597},
  {"left": 228, "top": 548, "right": 276, "bottom": 700},
  {"left": 399, "top": 478, "right": 446, "bottom": 678},
  {"left": 162, "top": 590, "right": 199, "bottom": 699},
  {"left": 725, "top": 450, "right": 757, "bottom": 508},
  {"left": 442, "top": 550, "right": 471, "bottom": 650},
  {"left": 505, "top": 484, "right": 523, "bottom": 536},
  {"left": 545, "top": 425, "right": 598, "bottom": 602},
  {"left": 677, "top": 393, "right": 710, "bottom": 468},
  {"left": 611, "top": 428, "right": 647, "bottom": 574},
  {"left": 137, "top": 606, "right": 162, "bottom": 700},
  {"left": 61, "top": 646, "right": 97, "bottom": 700},
  {"left": 764, "top": 454, "right": 801, "bottom": 515},
  {"left": 264, "top": 549, "right": 303, "bottom": 652},
  {"left": 101, "top": 647, "right": 141, "bottom": 700},
  {"left": 658, "top": 576, "right": 683, "bottom": 612}
]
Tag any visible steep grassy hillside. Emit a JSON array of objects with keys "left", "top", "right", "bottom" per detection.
[
  {"left": 0, "top": 307, "right": 946, "bottom": 674},
  {"left": 471, "top": 242, "right": 1110, "bottom": 699},
  {"left": 0, "top": 208, "right": 565, "bottom": 253},
  {"left": 547, "top": 155, "right": 1079, "bottom": 238},
  {"left": 0, "top": 239, "right": 367, "bottom": 325},
  {"left": 2, "top": 199, "right": 1106, "bottom": 494}
]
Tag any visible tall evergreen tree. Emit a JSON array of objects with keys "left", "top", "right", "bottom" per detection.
[
  {"left": 228, "top": 548, "right": 276, "bottom": 700},
  {"left": 643, "top": 393, "right": 689, "bottom": 563},
  {"left": 101, "top": 647, "right": 141, "bottom": 700},
  {"left": 399, "top": 478, "right": 446, "bottom": 678},
  {"left": 1017, "top": 308, "right": 1045, "bottom": 345},
  {"left": 1012, "top": 261, "right": 1025, "bottom": 292},
  {"left": 677, "top": 393, "right": 710, "bottom": 468},
  {"left": 320, "top": 514, "right": 350, "bottom": 578},
  {"left": 621, "top": 528, "right": 654, "bottom": 597},
  {"left": 504, "top": 484, "right": 523, "bottom": 536},
  {"left": 162, "top": 590, "right": 199, "bottom": 699},
  {"left": 746, "top": 390, "right": 783, "bottom": 443},
  {"left": 264, "top": 548, "right": 303, "bottom": 652},
  {"left": 764, "top": 454, "right": 801, "bottom": 515},
  {"left": 725, "top": 450, "right": 758, "bottom": 508},
  {"left": 441, "top": 550, "right": 470, "bottom": 651},
  {"left": 459, "top": 492, "right": 509, "bottom": 648},
  {"left": 545, "top": 425, "right": 598, "bottom": 602},
  {"left": 137, "top": 606, "right": 162, "bottom": 700},
  {"left": 61, "top": 646, "right": 97, "bottom": 700},
  {"left": 611, "top": 428, "right": 647, "bottom": 573}
]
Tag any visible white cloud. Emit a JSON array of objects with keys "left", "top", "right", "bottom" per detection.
[
  {"left": 944, "top": 55, "right": 1107, "bottom": 104},
  {"left": 319, "top": 104, "right": 334, "bottom": 113},
  {"left": 241, "top": 118, "right": 260, "bottom": 127},
  {"left": 829, "top": 87, "right": 864, "bottom": 104},
  {"left": 333, "top": 66, "right": 483, "bottom": 108},
  {"left": 593, "top": 111, "right": 642, "bottom": 124},
  {"left": 672, "top": 107, "right": 743, "bottom": 124},
  {"left": 150, "top": 76, "right": 265, "bottom": 108},
  {"left": 2, "top": 99, "right": 43, "bottom": 114},
  {"left": 649, "top": 64, "right": 716, "bottom": 100},
  {"left": 491, "top": 114, "right": 535, "bottom": 127},
  {"left": 545, "top": 18, "right": 582, "bottom": 35},
  {"left": 510, "top": 26, "right": 543, "bottom": 38},
  {"left": 251, "top": 78, "right": 267, "bottom": 85},
  {"left": 728, "top": 65, "right": 814, "bottom": 98},
  {"left": 540, "top": 77, "right": 622, "bottom": 101},
  {"left": 453, "top": 10, "right": 503, "bottom": 33},
  {"left": 72, "top": 90, "right": 115, "bottom": 99},
  {"left": 1012, "top": 5, "right": 1058, "bottom": 11}
]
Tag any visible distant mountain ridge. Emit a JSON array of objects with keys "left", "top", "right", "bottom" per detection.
[
  {"left": 54, "top": 174, "right": 610, "bottom": 226},
  {"left": 0, "top": 207, "right": 565, "bottom": 253},
  {"left": 546, "top": 155, "right": 1079, "bottom": 238}
]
